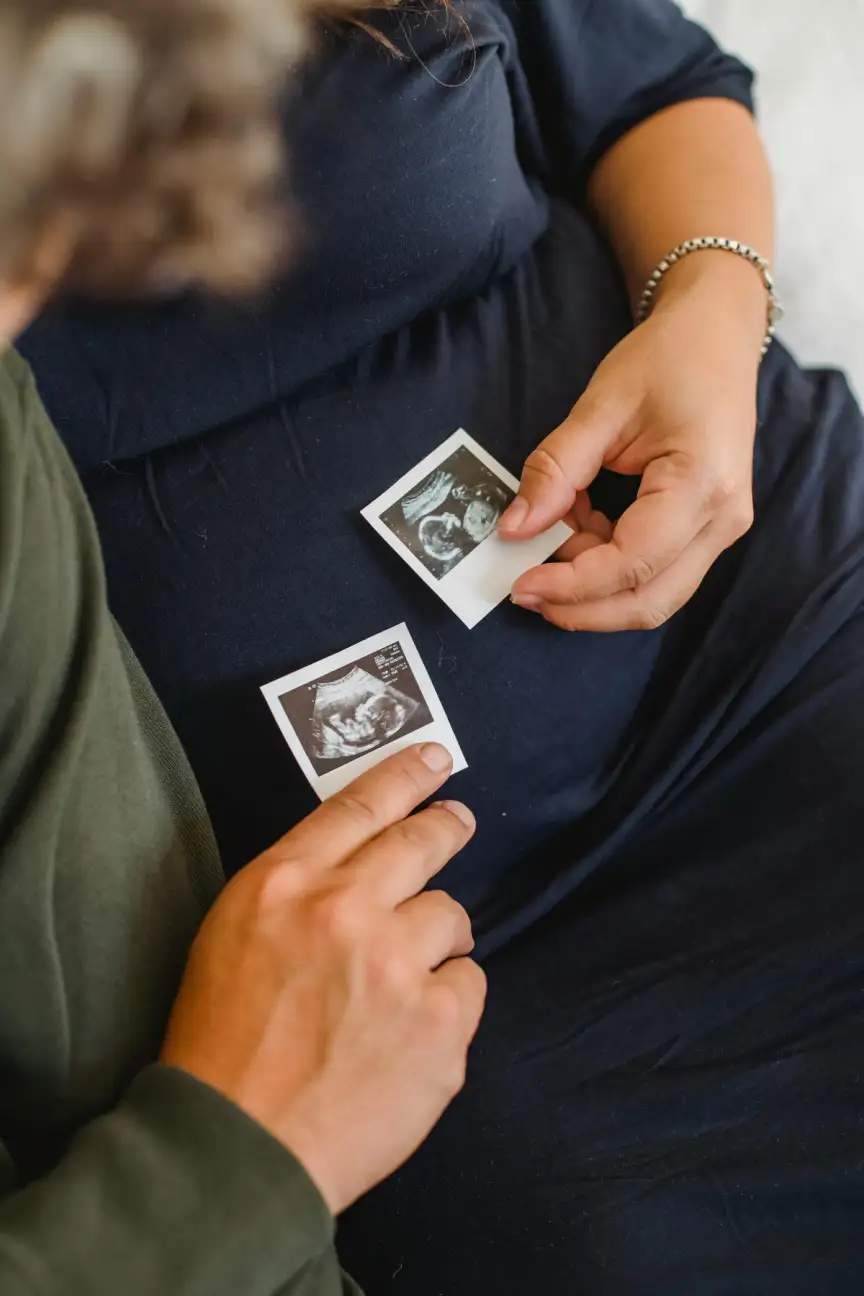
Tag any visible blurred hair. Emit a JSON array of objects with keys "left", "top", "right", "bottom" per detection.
[
  {"left": 0, "top": 0, "right": 430, "bottom": 297},
  {"left": 322, "top": 0, "right": 457, "bottom": 56}
]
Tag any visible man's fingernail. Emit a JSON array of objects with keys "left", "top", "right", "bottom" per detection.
[
  {"left": 511, "top": 593, "right": 541, "bottom": 610},
  {"left": 419, "top": 743, "right": 453, "bottom": 773},
  {"left": 434, "top": 800, "right": 476, "bottom": 831},
  {"left": 501, "top": 496, "right": 530, "bottom": 530}
]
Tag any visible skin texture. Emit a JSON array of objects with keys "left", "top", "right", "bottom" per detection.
[
  {"left": 161, "top": 743, "right": 486, "bottom": 1216},
  {"left": 0, "top": 288, "right": 36, "bottom": 347},
  {"left": 502, "top": 99, "right": 775, "bottom": 632}
]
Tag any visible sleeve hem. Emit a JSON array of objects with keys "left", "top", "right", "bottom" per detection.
[
  {"left": 584, "top": 71, "right": 756, "bottom": 180},
  {"left": 124, "top": 1062, "right": 336, "bottom": 1257}
]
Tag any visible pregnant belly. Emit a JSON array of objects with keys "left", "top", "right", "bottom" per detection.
[{"left": 75, "top": 202, "right": 664, "bottom": 940}]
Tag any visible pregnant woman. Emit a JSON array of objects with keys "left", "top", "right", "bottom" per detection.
[{"left": 21, "top": 0, "right": 864, "bottom": 1290}]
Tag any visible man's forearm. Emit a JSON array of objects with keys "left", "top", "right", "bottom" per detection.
[{"left": 588, "top": 98, "right": 775, "bottom": 348}]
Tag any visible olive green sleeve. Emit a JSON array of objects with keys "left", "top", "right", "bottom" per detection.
[
  {"left": 0, "top": 1065, "right": 361, "bottom": 1296},
  {"left": 0, "top": 350, "right": 363, "bottom": 1293}
]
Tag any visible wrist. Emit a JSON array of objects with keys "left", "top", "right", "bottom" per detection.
[
  {"left": 651, "top": 248, "right": 771, "bottom": 356},
  {"left": 163, "top": 1054, "right": 347, "bottom": 1214},
  {"left": 272, "top": 1109, "right": 347, "bottom": 1216}
]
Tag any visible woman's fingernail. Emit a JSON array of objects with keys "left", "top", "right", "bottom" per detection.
[
  {"left": 511, "top": 593, "right": 541, "bottom": 610},
  {"left": 501, "top": 496, "right": 530, "bottom": 530},
  {"left": 419, "top": 743, "right": 453, "bottom": 773},
  {"left": 434, "top": 800, "right": 476, "bottom": 831}
]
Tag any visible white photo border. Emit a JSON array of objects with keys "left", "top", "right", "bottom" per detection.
[
  {"left": 362, "top": 429, "right": 572, "bottom": 628},
  {"left": 261, "top": 622, "right": 467, "bottom": 800}
]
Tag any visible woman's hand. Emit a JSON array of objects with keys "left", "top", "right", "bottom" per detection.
[{"left": 500, "top": 259, "right": 765, "bottom": 632}]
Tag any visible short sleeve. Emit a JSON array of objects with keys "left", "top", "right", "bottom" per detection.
[{"left": 499, "top": 0, "right": 755, "bottom": 188}]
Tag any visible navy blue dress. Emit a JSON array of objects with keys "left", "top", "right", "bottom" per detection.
[{"left": 21, "top": 1, "right": 864, "bottom": 1290}]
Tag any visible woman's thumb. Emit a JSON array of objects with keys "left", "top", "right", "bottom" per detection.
[{"left": 498, "top": 404, "right": 611, "bottom": 539}]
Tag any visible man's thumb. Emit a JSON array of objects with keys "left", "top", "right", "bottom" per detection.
[{"left": 498, "top": 405, "right": 610, "bottom": 539}]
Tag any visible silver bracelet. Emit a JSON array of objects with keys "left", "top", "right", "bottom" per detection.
[{"left": 635, "top": 236, "right": 783, "bottom": 357}]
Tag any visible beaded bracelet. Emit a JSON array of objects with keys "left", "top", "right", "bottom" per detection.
[{"left": 635, "top": 236, "right": 783, "bottom": 357}]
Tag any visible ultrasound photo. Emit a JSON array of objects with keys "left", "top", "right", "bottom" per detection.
[
  {"left": 379, "top": 445, "right": 514, "bottom": 580},
  {"left": 279, "top": 641, "right": 434, "bottom": 776}
]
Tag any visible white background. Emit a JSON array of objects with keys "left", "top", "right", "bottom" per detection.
[{"left": 681, "top": 0, "right": 864, "bottom": 398}]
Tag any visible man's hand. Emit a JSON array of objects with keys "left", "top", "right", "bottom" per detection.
[
  {"left": 500, "top": 258, "right": 764, "bottom": 632},
  {"left": 161, "top": 743, "right": 484, "bottom": 1216}
]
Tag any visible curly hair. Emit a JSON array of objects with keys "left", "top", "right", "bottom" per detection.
[{"left": 0, "top": 0, "right": 425, "bottom": 297}]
